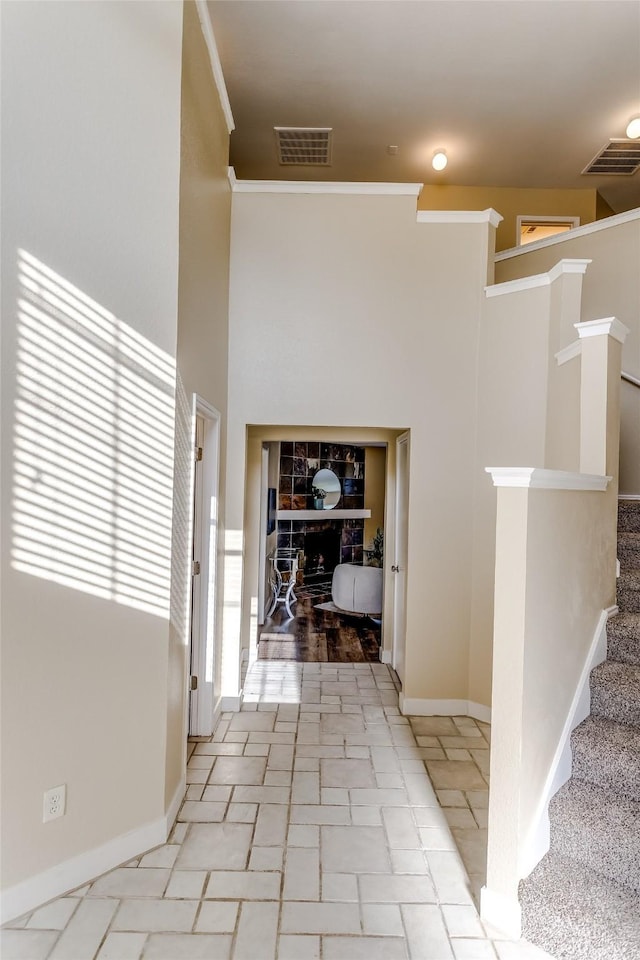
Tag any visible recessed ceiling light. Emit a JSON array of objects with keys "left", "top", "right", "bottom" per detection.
[
  {"left": 626, "top": 116, "right": 640, "bottom": 139},
  {"left": 432, "top": 150, "right": 447, "bottom": 171}
]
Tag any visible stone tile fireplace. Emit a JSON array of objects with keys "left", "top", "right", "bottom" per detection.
[{"left": 276, "top": 442, "right": 366, "bottom": 581}]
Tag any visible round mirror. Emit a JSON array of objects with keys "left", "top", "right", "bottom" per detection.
[{"left": 311, "top": 469, "right": 341, "bottom": 510}]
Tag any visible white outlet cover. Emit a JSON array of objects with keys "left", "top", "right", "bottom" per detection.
[{"left": 43, "top": 784, "right": 66, "bottom": 822}]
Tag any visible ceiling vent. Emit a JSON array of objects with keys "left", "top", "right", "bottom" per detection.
[
  {"left": 582, "top": 139, "right": 640, "bottom": 175},
  {"left": 274, "top": 127, "right": 332, "bottom": 166}
]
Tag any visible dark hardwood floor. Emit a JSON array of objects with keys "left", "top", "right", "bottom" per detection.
[{"left": 258, "top": 579, "right": 381, "bottom": 663}]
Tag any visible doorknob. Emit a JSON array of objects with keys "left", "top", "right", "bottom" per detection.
[{"left": 391, "top": 564, "right": 399, "bottom": 573}]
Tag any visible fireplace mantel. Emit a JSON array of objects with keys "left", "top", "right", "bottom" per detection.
[{"left": 276, "top": 509, "right": 371, "bottom": 521}]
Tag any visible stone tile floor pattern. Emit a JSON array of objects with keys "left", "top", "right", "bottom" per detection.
[{"left": 2, "top": 662, "right": 553, "bottom": 960}]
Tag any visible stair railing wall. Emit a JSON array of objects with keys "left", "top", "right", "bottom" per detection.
[{"left": 480, "top": 311, "right": 628, "bottom": 936}]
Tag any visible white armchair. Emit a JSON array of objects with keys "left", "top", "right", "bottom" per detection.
[{"left": 331, "top": 563, "right": 383, "bottom": 617}]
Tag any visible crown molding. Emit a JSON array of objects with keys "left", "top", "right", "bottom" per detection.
[
  {"left": 575, "top": 317, "right": 630, "bottom": 344},
  {"left": 195, "top": 0, "right": 235, "bottom": 135},
  {"left": 495, "top": 207, "right": 640, "bottom": 261},
  {"left": 485, "top": 467, "right": 611, "bottom": 491},
  {"left": 417, "top": 208, "right": 503, "bottom": 227},
  {"left": 231, "top": 180, "right": 424, "bottom": 195}
]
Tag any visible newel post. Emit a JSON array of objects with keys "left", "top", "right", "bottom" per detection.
[{"left": 576, "top": 317, "right": 629, "bottom": 478}]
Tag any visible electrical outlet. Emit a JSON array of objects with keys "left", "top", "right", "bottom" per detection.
[{"left": 43, "top": 784, "right": 66, "bottom": 823}]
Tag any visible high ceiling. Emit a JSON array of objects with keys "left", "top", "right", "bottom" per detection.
[{"left": 206, "top": 0, "right": 640, "bottom": 213}]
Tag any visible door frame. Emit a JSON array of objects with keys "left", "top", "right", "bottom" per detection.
[
  {"left": 392, "top": 431, "right": 410, "bottom": 681},
  {"left": 188, "top": 396, "right": 221, "bottom": 737},
  {"left": 257, "top": 444, "right": 269, "bottom": 626}
]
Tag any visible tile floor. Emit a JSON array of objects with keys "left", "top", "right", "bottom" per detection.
[{"left": 2, "top": 663, "right": 553, "bottom": 960}]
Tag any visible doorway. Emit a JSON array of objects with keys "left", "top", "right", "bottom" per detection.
[
  {"left": 247, "top": 429, "right": 406, "bottom": 666},
  {"left": 188, "top": 398, "right": 221, "bottom": 737}
]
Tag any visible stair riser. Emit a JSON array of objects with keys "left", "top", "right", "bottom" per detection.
[
  {"left": 571, "top": 761, "right": 640, "bottom": 802},
  {"left": 549, "top": 796, "right": 640, "bottom": 892},
  {"left": 591, "top": 686, "right": 640, "bottom": 726},
  {"left": 618, "top": 504, "right": 640, "bottom": 533},
  {"left": 571, "top": 742, "right": 640, "bottom": 802},
  {"left": 550, "top": 830, "right": 640, "bottom": 893},
  {"left": 617, "top": 587, "right": 640, "bottom": 613},
  {"left": 618, "top": 542, "right": 640, "bottom": 566},
  {"left": 607, "top": 634, "right": 640, "bottom": 666}
]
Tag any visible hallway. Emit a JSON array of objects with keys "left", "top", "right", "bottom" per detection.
[{"left": 1, "top": 663, "right": 551, "bottom": 960}]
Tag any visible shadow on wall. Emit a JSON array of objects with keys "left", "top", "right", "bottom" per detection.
[{"left": 11, "top": 250, "right": 176, "bottom": 620}]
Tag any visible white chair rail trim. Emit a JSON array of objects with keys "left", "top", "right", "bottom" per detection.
[
  {"left": 485, "top": 258, "right": 591, "bottom": 298},
  {"left": 485, "top": 468, "right": 611, "bottom": 491},
  {"left": 495, "top": 206, "right": 640, "bottom": 261},
  {"left": 195, "top": 0, "right": 235, "bottom": 134}
]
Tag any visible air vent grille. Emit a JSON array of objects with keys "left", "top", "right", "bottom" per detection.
[
  {"left": 582, "top": 139, "right": 640, "bottom": 176},
  {"left": 275, "top": 127, "right": 332, "bottom": 166}
]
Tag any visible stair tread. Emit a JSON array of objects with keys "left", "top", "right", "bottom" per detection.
[
  {"left": 591, "top": 659, "right": 640, "bottom": 695},
  {"left": 571, "top": 716, "right": 640, "bottom": 800},
  {"left": 550, "top": 779, "right": 640, "bottom": 891},
  {"left": 520, "top": 852, "right": 640, "bottom": 960}
]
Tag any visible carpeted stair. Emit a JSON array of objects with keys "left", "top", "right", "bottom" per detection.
[{"left": 520, "top": 499, "right": 640, "bottom": 960}]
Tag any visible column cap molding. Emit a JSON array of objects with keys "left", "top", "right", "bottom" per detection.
[
  {"left": 417, "top": 208, "right": 503, "bottom": 227},
  {"left": 485, "top": 467, "right": 611, "bottom": 491},
  {"left": 575, "top": 317, "right": 630, "bottom": 344}
]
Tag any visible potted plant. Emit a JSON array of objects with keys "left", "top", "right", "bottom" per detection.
[
  {"left": 366, "top": 527, "right": 384, "bottom": 567},
  {"left": 311, "top": 485, "right": 327, "bottom": 510}
]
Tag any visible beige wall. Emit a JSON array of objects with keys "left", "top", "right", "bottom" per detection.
[
  {"left": 419, "top": 185, "right": 598, "bottom": 252},
  {"left": 166, "top": 0, "right": 232, "bottom": 807},
  {"left": 226, "top": 193, "right": 495, "bottom": 704},
  {"left": 364, "top": 446, "right": 387, "bottom": 555},
  {"left": 495, "top": 216, "right": 640, "bottom": 494},
  {"left": 0, "top": 0, "right": 183, "bottom": 894}
]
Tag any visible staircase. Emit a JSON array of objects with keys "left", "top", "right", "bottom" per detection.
[{"left": 520, "top": 499, "right": 640, "bottom": 960}]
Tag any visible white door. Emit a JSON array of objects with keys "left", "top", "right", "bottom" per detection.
[
  {"left": 392, "top": 432, "right": 410, "bottom": 685},
  {"left": 188, "top": 400, "right": 221, "bottom": 737}
]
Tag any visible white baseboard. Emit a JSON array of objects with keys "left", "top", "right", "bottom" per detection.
[
  {"left": 519, "top": 606, "right": 614, "bottom": 878},
  {"left": 480, "top": 885, "right": 522, "bottom": 940},
  {"left": 380, "top": 649, "right": 393, "bottom": 664},
  {"left": 619, "top": 494, "right": 640, "bottom": 500},
  {"left": 399, "top": 696, "right": 491, "bottom": 723},
  {"left": 165, "top": 775, "right": 186, "bottom": 838},
  {"left": 467, "top": 701, "right": 491, "bottom": 724},
  {"left": 220, "top": 695, "right": 242, "bottom": 711},
  {"left": 1, "top": 778, "right": 187, "bottom": 925}
]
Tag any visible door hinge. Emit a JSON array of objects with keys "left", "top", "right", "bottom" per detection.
[
  {"left": 192, "top": 560, "right": 201, "bottom": 576},
  {"left": 195, "top": 445, "right": 203, "bottom": 462},
  {"left": 190, "top": 675, "right": 198, "bottom": 691}
]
